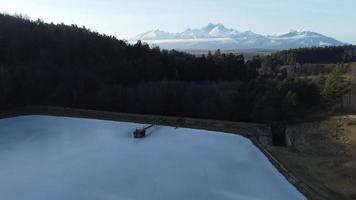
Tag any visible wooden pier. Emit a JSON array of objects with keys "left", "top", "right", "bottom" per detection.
[{"left": 133, "top": 119, "right": 163, "bottom": 138}]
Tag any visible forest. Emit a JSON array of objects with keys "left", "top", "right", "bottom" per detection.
[{"left": 0, "top": 13, "right": 354, "bottom": 123}]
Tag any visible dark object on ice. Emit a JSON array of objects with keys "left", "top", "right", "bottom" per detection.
[
  {"left": 271, "top": 123, "right": 286, "bottom": 146},
  {"left": 133, "top": 119, "right": 163, "bottom": 138},
  {"left": 133, "top": 129, "right": 146, "bottom": 138},
  {"left": 175, "top": 118, "right": 186, "bottom": 129}
]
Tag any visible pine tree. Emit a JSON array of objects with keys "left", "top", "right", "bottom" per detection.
[{"left": 322, "top": 67, "right": 351, "bottom": 103}]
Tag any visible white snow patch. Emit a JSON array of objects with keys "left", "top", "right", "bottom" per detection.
[
  {"left": 0, "top": 115, "right": 306, "bottom": 200},
  {"left": 319, "top": 41, "right": 332, "bottom": 46},
  {"left": 138, "top": 37, "right": 235, "bottom": 44}
]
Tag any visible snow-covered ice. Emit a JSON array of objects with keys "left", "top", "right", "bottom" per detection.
[{"left": 0, "top": 115, "right": 306, "bottom": 200}]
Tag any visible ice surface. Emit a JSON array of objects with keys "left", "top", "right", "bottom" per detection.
[{"left": 0, "top": 115, "right": 306, "bottom": 200}]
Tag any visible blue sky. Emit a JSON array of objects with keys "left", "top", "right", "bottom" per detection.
[{"left": 1, "top": 0, "right": 355, "bottom": 44}]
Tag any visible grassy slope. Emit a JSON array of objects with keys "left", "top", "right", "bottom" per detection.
[{"left": 272, "top": 115, "right": 356, "bottom": 200}]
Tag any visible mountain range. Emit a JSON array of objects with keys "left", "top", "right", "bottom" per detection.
[{"left": 132, "top": 23, "right": 345, "bottom": 50}]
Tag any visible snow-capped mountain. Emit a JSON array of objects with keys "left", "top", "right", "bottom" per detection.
[
  {"left": 132, "top": 23, "right": 238, "bottom": 40},
  {"left": 132, "top": 23, "right": 345, "bottom": 50}
]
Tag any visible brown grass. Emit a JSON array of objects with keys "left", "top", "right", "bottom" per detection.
[{"left": 272, "top": 115, "right": 356, "bottom": 200}]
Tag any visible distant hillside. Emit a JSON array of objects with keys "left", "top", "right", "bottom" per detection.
[
  {"left": 133, "top": 23, "right": 346, "bottom": 50},
  {"left": 269, "top": 46, "right": 356, "bottom": 65},
  {"left": 183, "top": 49, "right": 275, "bottom": 60}
]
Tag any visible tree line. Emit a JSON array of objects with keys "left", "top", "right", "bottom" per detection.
[
  {"left": 0, "top": 13, "right": 352, "bottom": 123},
  {"left": 269, "top": 45, "right": 356, "bottom": 66}
]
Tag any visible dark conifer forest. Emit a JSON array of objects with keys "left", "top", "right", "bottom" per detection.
[{"left": 0, "top": 14, "right": 355, "bottom": 122}]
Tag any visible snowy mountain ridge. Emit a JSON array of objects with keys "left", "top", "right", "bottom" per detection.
[{"left": 132, "top": 23, "right": 345, "bottom": 50}]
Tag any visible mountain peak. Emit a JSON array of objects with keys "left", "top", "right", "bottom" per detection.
[
  {"left": 132, "top": 24, "right": 345, "bottom": 50},
  {"left": 203, "top": 23, "right": 230, "bottom": 31},
  {"left": 200, "top": 23, "right": 239, "bottom": 37},
  {"left": 205, "top": 23, "right": 224, "bottom": 28},
  {"left": 132, "top": 29, "right": 176, "bottom": 40},
  {"left": 291, "top": 28, "right": 307, "bottom": 33},
  {"left": 276, "top": 29, "right": 322, "bottom": 38}
]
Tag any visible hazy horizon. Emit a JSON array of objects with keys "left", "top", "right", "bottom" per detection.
[{"left": 1, "top": 0, "right": 355, "bottom": 44}]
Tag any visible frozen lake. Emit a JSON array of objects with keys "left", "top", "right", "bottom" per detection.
[{"left": 0, "top": 115, "right": 306, "bottom": 200}]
